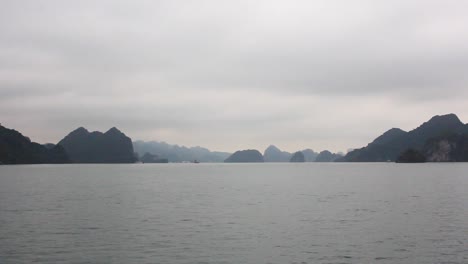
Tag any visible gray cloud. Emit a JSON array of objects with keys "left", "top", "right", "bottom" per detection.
[{"left": 1, "top": 0, "right": 468, "bottom": 152}]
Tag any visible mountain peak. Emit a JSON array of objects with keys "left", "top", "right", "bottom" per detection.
[
  {"left": 69, "top": 127, "right": 89, "bottom": 136},
  {"left": 371, "top": 128, "right": 406, "bottom": 145},
  {"left": 265, "top": 145, "right": 281, "bottom": 152},
  {"left": 264, "top": 145, "right": 291, "bottom": 162},
  {"left": 426, "top": 113, "right": 461, "bottom": 125},
  {"left": 225, "top": 149, "right": 264, "bottom": 163},
  {"left": 105, "top": 127, "right": 123, "bottom": 135},
  {"left": 417, "top": 114, "right": 463, "bottom": 132},
  {"left": 58, "top": 127, "right": 135, "bottom": 163}
]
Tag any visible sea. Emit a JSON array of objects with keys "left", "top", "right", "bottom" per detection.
[{"left": 0, "top": 163, "right": 467, "bottom": 264}]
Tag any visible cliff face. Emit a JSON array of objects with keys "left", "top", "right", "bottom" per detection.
[
  {"left": 426, "top": 140, "right": 453, "bottom": 162},
  {"left": 0, "top": 125, "right": 70, "bottom": 164},
  {"left": 224, "top": 149, "right": 264, "bottom": 163},
  {"left": 423, "top": 134, "right": 468, "bottom": 162},
  {"left": 58, "top": 127, "right": 135, "bottom": 163}
]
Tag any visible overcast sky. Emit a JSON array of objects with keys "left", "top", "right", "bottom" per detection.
[{"left": 1, "top": 0, "right": 468, "bottom": 153}]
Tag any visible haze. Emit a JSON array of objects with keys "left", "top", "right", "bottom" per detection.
[{"left": 1, "top": 0, "right": 468, "bottom": 153}]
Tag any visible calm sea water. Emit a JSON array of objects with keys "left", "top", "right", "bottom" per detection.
[{"left": 0, "top": 163, "right": 467, "bottom": 264}]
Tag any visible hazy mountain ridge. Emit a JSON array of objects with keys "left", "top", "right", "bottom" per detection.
[
  {"left": 133, "top": 140, "right": 231, "bottom": 163},
  {"left": 0, "top": 124, "right": 69, "bottom": 164}
]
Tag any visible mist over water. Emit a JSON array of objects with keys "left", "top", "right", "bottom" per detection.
[{"left": 0, "top": 163, "right": 467, "bottom": 264}]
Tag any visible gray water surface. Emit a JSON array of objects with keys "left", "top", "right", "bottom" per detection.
[{"left": 0, "top": 163, "right": 467, "bottom": 264}]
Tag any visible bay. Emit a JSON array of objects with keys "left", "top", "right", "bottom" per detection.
[{"left": 0, "top": 163, "right": 467, "bottom": 264}]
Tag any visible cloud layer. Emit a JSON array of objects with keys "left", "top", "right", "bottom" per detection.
[{"left": 1, "top": 0, "right": 468, "bottom": 152}]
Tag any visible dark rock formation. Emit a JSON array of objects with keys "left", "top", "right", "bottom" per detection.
[
  {"left": 224, "top": 149, "right": 264, "bottom": 163},
  {"left": 0, "top": 124, "right": 69, "bottom": 164},
  {"left": 263, "top": 145, "right": 292, "bottom": 162},
  {"left": 396, "top": 149, "right": 426, "bottom": 163},
  {"left": 289, "top": 151, "right": 305, "bottom": 162},
  {"left": 58, "top": 127, "right": 135, "bottom": 163},
  {"left": 340, "top": 114, "right": 468, "bottom": 162},
  {"left": 43, "top": 143, "right": 57, "bottom": 149}
]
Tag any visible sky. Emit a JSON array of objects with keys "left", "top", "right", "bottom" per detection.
[{"left": 1, "top": 0, "right": 468, "bottom": 153}]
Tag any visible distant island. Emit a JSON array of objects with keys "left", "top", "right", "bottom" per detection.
[
  {"left": 224, "top": 147, "right": 342, "bottom": 163},
  {"left": 262, "top": 145, "right": 340, "bottom": 163},
  {"left": 224, "top": 149, "right": 264, "bottom": 163}
]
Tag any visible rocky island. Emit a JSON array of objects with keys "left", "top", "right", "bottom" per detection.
[
  {"left": 340, "top": 114, "right": 468, "bottom": 162},
  {"left": 58, "top": 127, "right": 136, "bottom": 163},
  {"left": 224, "top": 149, "right": 264, "bottom": 163}
]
